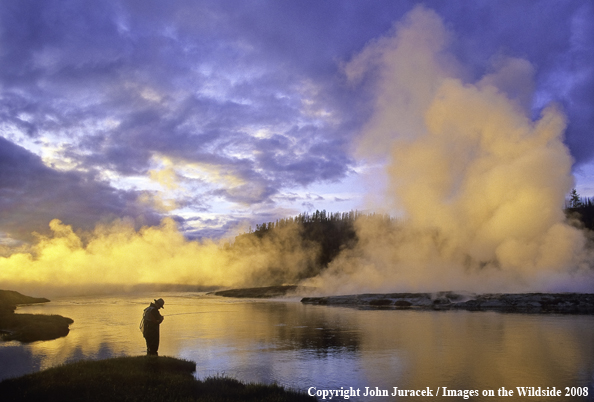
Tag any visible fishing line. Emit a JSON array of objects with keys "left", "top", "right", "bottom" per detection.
[{"left": 165, "top": 310, "right": 235, "bottom": 316}]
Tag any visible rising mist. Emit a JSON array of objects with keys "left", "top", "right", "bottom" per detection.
[{"left": 0, "top": 217, "right": 318, "bottom": 296}]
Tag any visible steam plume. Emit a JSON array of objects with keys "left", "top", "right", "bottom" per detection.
[{"left": 306, "top": 6, "right": 594, "bottom": 294}]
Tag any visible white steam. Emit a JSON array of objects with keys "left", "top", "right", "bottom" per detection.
[{"left": 306, "top": 6, "right": 594, "bottom": 294}]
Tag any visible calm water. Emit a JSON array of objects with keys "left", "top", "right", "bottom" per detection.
[{"left": 2, "top": 292, "right": 594, "bottom": 401}]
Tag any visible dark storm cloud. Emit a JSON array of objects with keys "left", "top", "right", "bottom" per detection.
[
  {"left": 546, "top": 2, "right": 594, "bottom": 166},
  {"left": 0, "top": 137, "right": 160, "bottom": 241},
  {"left": 0, "top": 0, "right": 592, "bottom": 238}
]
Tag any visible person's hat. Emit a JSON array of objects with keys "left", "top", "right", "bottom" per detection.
[{"left": 154, "top": 298, "right": 165, "bottom": 308}]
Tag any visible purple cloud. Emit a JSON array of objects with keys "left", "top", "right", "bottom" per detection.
[{"left": 0, "top": 0, "right": 592, "bottom": 240}]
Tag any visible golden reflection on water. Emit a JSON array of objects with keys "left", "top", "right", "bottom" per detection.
[
  {"left": 2, "top": 293, "right": 594, "bottom": 400},
  {"left": 353, "top": 310, "right": 594, "bottom": 399}
]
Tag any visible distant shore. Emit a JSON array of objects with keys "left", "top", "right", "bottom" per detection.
[
  {"left": 0, "top": 356, "right": 314, "bottom": 402},
  {"left": 301, "top": 292, "right": 594, "bottom": 314},
  {"left": 210, "top": 285, "right": 314, "bottom": 298},
  {"left": 209, "top": 286, "right": 594, "bottom": 314},
  {"left": 0, "top": 289, "right": 73, "bottom": 342}
]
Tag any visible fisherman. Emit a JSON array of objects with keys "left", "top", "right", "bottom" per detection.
[{"left": 140, "top": 298, "right": 165, "bottom": 356}]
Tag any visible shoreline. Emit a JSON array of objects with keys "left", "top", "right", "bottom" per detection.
[
  {"left": 210, "top": 285, "right": 314, "bottom": 298},
  {"left": 0, "top": 355, "right": 314, "bottom": 401},
  {"left": 301, "top": 292, "right": 594, "bottom": 314},
  {"left": 0, "top": 290, "right": 74, "bottom": 342},
  {"left": 206, "top": 286, "right": 594, "bottom": 314}
]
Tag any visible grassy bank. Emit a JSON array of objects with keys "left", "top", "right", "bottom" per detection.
[
  {"left": 0, "top": 290, "right": 73, "bottom": 343},
  {"left": 0, "top": 313, "right": 74, "bottom": 342},
  {"left": 0, "top": 356, "right": 315, "bottom": 402}
]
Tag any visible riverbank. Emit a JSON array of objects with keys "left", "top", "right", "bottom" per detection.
[
  {"left": 0, "top": 290, "right": 73, "bottom": 342},
  {"left": 301, "top": 292, "right": 594, "bottom": 314},
  {"left": 211, "top": 285, "right": 314, "bottom": 298},
  {"left": 0, "top": 290, "right": 49, "bottom": 307},
  {"left": 0, "top": 356, "right": 314, "bottom": 402}
]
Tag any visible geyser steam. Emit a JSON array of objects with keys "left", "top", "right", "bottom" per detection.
[{"left": 305, "top": 6, "right": 594, "bottom": 294}]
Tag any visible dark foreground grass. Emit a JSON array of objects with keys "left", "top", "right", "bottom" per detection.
[{"left": 0, "top": 356, "right": 315, "bottom": 402}]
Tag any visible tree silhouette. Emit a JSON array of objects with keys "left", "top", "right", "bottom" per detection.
[{"left": 570, "top": 188, "right": 583, "bottom": 208}]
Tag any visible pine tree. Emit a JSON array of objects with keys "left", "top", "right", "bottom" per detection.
[{"left": 570, "top": 189, "right": 583, "bottom": 208}]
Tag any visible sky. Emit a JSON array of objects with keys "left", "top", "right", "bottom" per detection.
[{"left": 1, "top": 0, "right": 593, "bottom": 246}]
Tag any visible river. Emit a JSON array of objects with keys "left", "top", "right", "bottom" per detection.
[{"left": 1, "top": 292, "right": 594, "bottom": 400}]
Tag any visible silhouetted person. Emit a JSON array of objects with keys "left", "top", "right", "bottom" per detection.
[{"left": 140, "top": 298, "right": 164, "bottom": 356}]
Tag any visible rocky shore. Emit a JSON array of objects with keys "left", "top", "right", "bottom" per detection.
[{"left": 301, "top": 292, "right": 594, "bottom": 314}]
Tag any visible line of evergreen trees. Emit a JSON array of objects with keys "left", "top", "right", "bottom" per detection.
[
  {"left": 228, "top": 192, "right": 594, "bottom": 283},
  {"left": 248, "top": 210, "right": 368, "bottom": 235},
  {"left": 231, "top": 210, "right": 393, "bottom": 279}
]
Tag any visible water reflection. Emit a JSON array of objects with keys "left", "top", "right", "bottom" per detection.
[
  {"left": 1, "top": 293, "right": 593, "bottom": 401},
  {"left": 247, "top": 302, "right": 362, "bottom": 354},
  {"left": 0, "top": 344, "right": 43, "bottom": 380}
]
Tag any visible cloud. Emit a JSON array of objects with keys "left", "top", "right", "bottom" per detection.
[
  {"left": 1, "top": 1, "right": 593, "bottom": 296},
  {"left": 0, "top": 0, "right": 592, "bottom": 242},
  {"left": 0, "top": 136, "right": 160, "bottom": 242},
  {"left": 0, "top": 1, "right": 357, "bottom": 219},
  {"left": 547, "top": 2, "right": 594, "bottom": 166}
]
